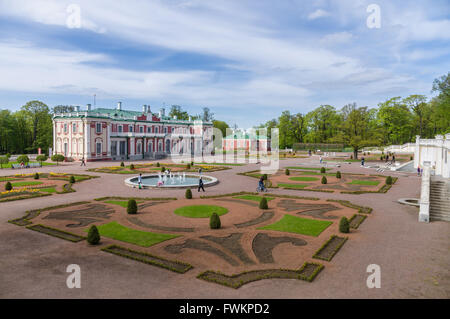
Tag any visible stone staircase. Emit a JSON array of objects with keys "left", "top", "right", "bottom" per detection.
[{"left": 429, "top": 178, "right": 450, "bottom": 222}]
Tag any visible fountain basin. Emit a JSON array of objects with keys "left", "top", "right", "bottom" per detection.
[{"left": 124, "top": 174, "right": 218, "bottom": 189}]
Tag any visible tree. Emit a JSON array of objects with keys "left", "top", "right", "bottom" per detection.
[
  {"left": 17, "top": 155, "right": 30, "bottom": 164},
  {"left": 376, "top": 97, "right": 413, "bottom": 145},
  {"left": 169, "top": 105, "right": 189, "bottom": 120},
  {"left": 51, "top": 154, "right": 65, "bottom": 165},
  {"left": 36, "top": 154, "right": 48, "bottom": 164},
  {"left": 213, "top": 120, "right": 229, "bottom": 138},
  {"left": 339, "top": 217, "right": 350, "bottom": 233},
  {"left": 21, "top": 100, "right": 52, "bottom": 153},
  {"left": 403, "top": 95, "right": 428, "bottom": 137},
  {"left": 52, "top": 105, "right": 75, "bottom": 114},
  {"left": 185, "top": 188, "right": 192, "bottom": 199},
  {"left": 127, "top": 199, "right": 137, "bottom": 214},
  {"left": 259, "top": 197, "right": 268, "bottom": 209},
  {"left": 201, "top": 107, "right": 214, "bottom": 122},
  {"left": 305, "top": 105, "right": 340, "bottom": 143},
  {"left": 209, "top": 212, "right": 221, "bottom": 229}
]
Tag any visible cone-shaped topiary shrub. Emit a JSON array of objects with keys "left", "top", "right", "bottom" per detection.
[
  {"left": 350, "top": 155, "right": 353, "bottom": 159},
  {"left": 87, "top": 225, "right": 100, "bottom": 245},
  {"left": 285, "top": 168, "right": 290, "bottom": 175},
  {"left": 339, "top": 217, "right": 350, "bottom": 233},
  {"left": 386, "top": 176, "right": 393, "bottom": 185},
  {"left": 191, "top": 161, "right": 194, "bottom": 166},
  {"left": 262, "top": 174, "right": 267, "bottom": 180},
  {"left": 5, "top": 181, "right": 12, "bottom": 191},
  {"left": 410, "top": 156, "right": 413, "bottom": 160},
  {"left": 380, "top": 156, "right": 383, "bottom": 161},
  {"left": 321, "top": 176, "right": 327, "bottom": 184},
  {"left": 185, "top": 188, "right": 192, "bottom": 199},
  {"left": 336, "top": 171, "right": 341, "bottom": 179},
  {"left": 161, "top": 166, "right": 165, "bottom": 172},
  {"left": 210, "top": 212, "right": 221, "bottom": 229},
  {"left": 186, "top": 163, "right": 191, "bottom": 169},
  {"left": 127, "top": 199, "right": 137, "bottom": 214},
  {"left": 130, "top": 164, "right": 135, "bottom": 170},
  {"left": 34, "top": 172, "right": 40, "bottom": 180},
  {"left": 320, "top": 167, "right": 326, "bottom": 173},
  {"left": 259, "top": 197, "right": 268, "bottom": 209},
  {"left": 120, "top": 161, "right": 125, "bottom": 167},
  {"left": 156, "top": 162, "right": 160, "bottom": 167},
  {"left": 69, "top": 175, "right": 75, "bottom": 183}
]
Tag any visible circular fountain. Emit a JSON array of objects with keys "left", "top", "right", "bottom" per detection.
[{"left": 124, "top": 172, "right": 218, "bottom": 189}]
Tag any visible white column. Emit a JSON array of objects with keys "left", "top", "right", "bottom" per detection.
[
  {"left": 85, "top": 120, "right": 90, "bottom": 159},
  {"left": 107, "top": 123, "right": 111, "bottom": 157},
  {"left": 419, "top": 162, "right": 431, "bottom": 223}
]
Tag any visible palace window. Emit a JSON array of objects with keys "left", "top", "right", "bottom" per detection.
[
  {"left": 139, "top": 126, "right": 144, "bottom": 133},
  {"left": 129, "top": 125, "right": 133, "bottom": 132},
  {"left": 64, "top": 123, "right": 68, "bottom": 133},
  {"left": 96, "top": 123, "right": 102, "bottom": 133},
  {"left": 72, "top": 123, "right": 77, "bottom": 133},
  {"left": 96, "top": 142, "right": 102, "bottom": 154},
  {"left": 118, "top": 125, "right": 123, "bottom": 133}
]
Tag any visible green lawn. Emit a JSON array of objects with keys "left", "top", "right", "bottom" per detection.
[
  {"left": 258, "top": 214, "right": 332, "bottom": 237},
  {"left": 92, "top": 222, "right": 178, "bottom": 247},
  {"left": 285, "top": 167, "right": 331, "bottom": 171},
  {"left": 298, "top": 171, "right": 336, "bottom": 176},
  {"left": 0, "top": 177, "right": 17, "bottom": 181},
  {"left": 277, "top": 183, "right": 308, "bottom": 189},
  {"left": 104, "top": 200, "right": 143, "bottom": 208},
  {"left": 233, "top": 195, "right": 275, "bottom": 202},
  {"left": 39, "top": 187, "right": 57, "bottom": 193},
  {"left": 348, "top": 180, "right": 380, "bottom": 186},
  {"left": 11, "top": 181, "right": 43, "bottom": 187},
  {"left": 174, "top": 205, "right": 228, "bottom": 218},
  {"left": 1, "top": 161, "right": 55, "bottom": 168},
  {"left": 289, "top": 176, "right": 319, "bottom": 182}
]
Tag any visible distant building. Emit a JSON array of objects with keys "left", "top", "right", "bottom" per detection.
[
  {"left": 222, "top": 131, "right": 270, "bottom": 152},
  {"left": 414, "top": 134, "right": 450, "bottom": 178},
  {"left": 52, "top": 102, "right": 213, "bottom": 161}
]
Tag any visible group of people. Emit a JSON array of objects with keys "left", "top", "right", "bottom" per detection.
[{"left": 135, "top": 167, "right": 206, "bottom": 192}]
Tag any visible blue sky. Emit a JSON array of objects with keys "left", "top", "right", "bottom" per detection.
[{"left": 0, "top": 0, "right": 449, "bottom": 128}]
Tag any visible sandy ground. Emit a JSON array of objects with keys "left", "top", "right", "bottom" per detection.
[{"left": 0, "top": 155, "right": 449, "bottom": 298}]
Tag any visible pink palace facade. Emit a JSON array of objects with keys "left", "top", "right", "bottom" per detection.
[{"left": 52, "top": 102, "right": 214, "bottom": 161}]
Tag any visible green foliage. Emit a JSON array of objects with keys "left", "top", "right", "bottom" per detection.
[
  {"left": 209, "top": 212, "right": 221, "bottom": 229},
  {"left": 259, "top": 197, "right": 268, "bottom": 209},
  {"left": 161, "top": 166, "right": 165, "bottom": 172},
  {"left": 130, "top": 164, "right": 135, "bottom": 170},
  {"left": 262, "top": 174, "right": 268, "bottom": 180},
  {"left": 320, "top": 167, "right": 326, "bottom": 173},
  {"left": 127, "top": 199, "right": 138, "bottom": 214},
  {"left": 185, "top": 188, "right": 192, "bottom": 199},
  {"left": 51, "top": 154, "right": 65, "bottom": 165},
  {"left": 69, "top": 175, "right": 75, "bottom": 183},
  {"left": 186, "top": 163, "right": 191, "bottom": 169},
  {"left": 87, "top": 225, "right": 101, "bottom": 245},
  {"left": 285, "top": 168, "right": 290, "bottom": 175},
  {"left": 321, "top": 176, "right": 327, "bottom": 184},
  {"left": 156, "top": 162, "right": 160, "bottom": 167},
  {"left": 0, "top": 156, "right": 9, "bottom": 169},
  {"left": 339, "top": 217, "right": 350, "bottom": 233},
  {"left": 386, "top": 176, "right": 393, "bottom": 185},
  {"left": 36, "top": 155, "right": 47, "bottom": 163},
  {"left": 336, "top": 171, "right": 341, "bottom": 179},
  {"left": 34, "top": 172, "right": 39, "bottom": 180},
  {"left": 5, "top": 181, "right": 12, "bottom": 190},
  {"left": 16, "top": 155, "right": 30, "bottom": 164},
  {"left": 120, "top": 161, "right": 124, "bottom": 167}
]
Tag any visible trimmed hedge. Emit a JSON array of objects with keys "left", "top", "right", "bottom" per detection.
[
  {"left": 321, "top": 176, "right": 327, "bottom": 184},
  {"left": 259, "top": 197, "right": 268, "bottom": 209},
  {"left": 339, "top": 217, "right": 350, "bottom": 233},
  {"left": 336, "top": 171, "right": 341, "bottom": 179},
  {"left": 320, "top": 167, "right": 326, "bottom": 173},
  {"left": 87, "top": 225, "right": 101, "bottom": 245},
  {"left": 285, "top": 168, "right": 290, "bottom": 175},
  {"left": 185, "top": 188, "right": 192, "bottom": 199},
  {"left": 5, "top": 181, "right": 12, "bottom": 191},
  {"left": 210, "top": 212, "right": 221, "bottom": 229},
  {"left": 127, "top": 199, "right": 138, "bottom": 214},
  {"left": 34, "top": 173, "right": 40, "bottom": 180}
]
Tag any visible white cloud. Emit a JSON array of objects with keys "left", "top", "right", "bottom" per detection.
[
  {"left": 307, "top": 9, "right": 330, "bottom": 20},
  {"left": 320, "top": 31, "right": 354, "bottom": 44}
]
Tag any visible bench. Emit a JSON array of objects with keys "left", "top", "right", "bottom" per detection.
[{"left": 28, "top": 162, "right": 42, "bottom": 168}]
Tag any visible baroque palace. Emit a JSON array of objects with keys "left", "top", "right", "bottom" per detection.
[{"left": 52, "top": 102, "right": 214, "bottom": 161}]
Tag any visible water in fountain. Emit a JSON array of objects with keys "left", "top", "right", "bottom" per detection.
[
  {"left": 183, "top": 172, "right": 186, "bottom": 181},
  {"left": 158, "top": 172, "right": 162, "bottom": 182}
]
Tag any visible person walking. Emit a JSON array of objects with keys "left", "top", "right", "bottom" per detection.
[
  {"left": 258, "top": 176, "right": 265, "bottom": 192},
  {"left": 138, "top": 173, "right": 143, "bottom": 189},
  {"left": 319, "top": 156, "right": 322, "bottom": 164},
  {"left": 392, "top": 155, "right": 396, "bottom": 163},
  {"left": 308, "top": 150, "right": 311, "bottom": 156},
  {"left": 198, "top": 177, "right": 205, "bottom": 192},
  {"left": 417, "top": 165, "right": 421, "bottom": 176},
  {"left": 198, "top": 167, "right": 202, "bottom": 176},
  {"left": 80, "top": 157, "right": 86, "bottom": 166},
  {"left": 361, "top": 157, "right": 365, "bottom": 166}
]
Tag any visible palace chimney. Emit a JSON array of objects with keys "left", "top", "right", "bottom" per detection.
[{"left": 117, "top": 101, "right": 122, "bottom": 110}]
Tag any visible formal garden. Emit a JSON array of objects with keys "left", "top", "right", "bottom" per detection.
[
  {"left": 9, "top": 192, "right": 372, "bottom": 288},
  {"left": 240, "top": 167, "right": 397, "bottom": 194},
  {"left": 87, "top": 162, "right": 231, "bottom": 174},
  {"left": 0, "top": 172, "right": 98, "bottom": 202}
]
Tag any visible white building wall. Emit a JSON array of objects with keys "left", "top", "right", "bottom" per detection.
[{"left": 414, "top": 134, "right": 450, "bottom": 178}]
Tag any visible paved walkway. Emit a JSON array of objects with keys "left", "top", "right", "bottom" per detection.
[{"left": 0, "top": 156, "right": 448, "bottom": 298}]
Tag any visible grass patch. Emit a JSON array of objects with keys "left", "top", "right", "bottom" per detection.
[
  {"left": 289, "top": 176, "right": 319, "bottom": 182},
  {"left": 259, "top": 214, "right": 332, "bottom": 237},
  {"left": 104, "top": 200, "right": 143, "bottom": 208},
  {"left": 174, "top": 205, "right": 228, "bottom": 218},
  {"left": 92, "top": 222, "right": 178, "bottom": 247},
  {"left": 39, "top": 187, "right": 57, "bottom": 193},
  {"left": 233, "top": 195, "right": 275, "bottom": 202},
  {"left": 347, "top": 180, "right": 380, "bottom": 186},
  {"left": 11, "top": 181, "right": 43, "bottom": 187},
  {"left": 277, "top": 183, "right": 309, "bottom": 189},
  {"left": 2, "top": 161, "right": 55, "bottom": 168}
]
